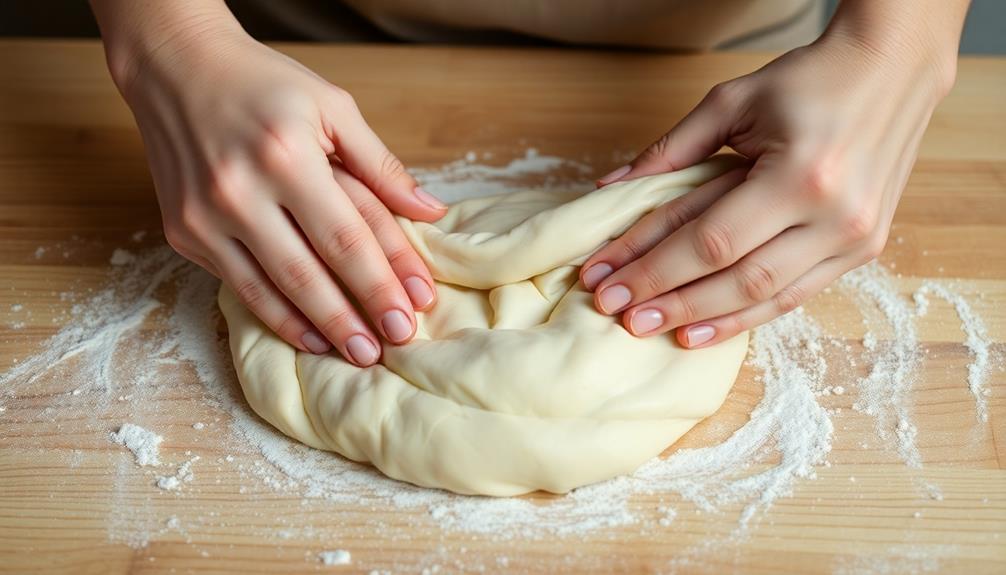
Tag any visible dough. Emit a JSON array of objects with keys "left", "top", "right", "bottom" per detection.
[{"left": 219, "top": 155, "right": 749, "bottom": 496}]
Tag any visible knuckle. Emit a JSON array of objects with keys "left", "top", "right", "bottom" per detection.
[
  {"left": 861, "top": 231, "right": 888, "bottom": 260},
  {"left": 773, "top": 284, "right": 805, "bottom": 313},
  {"left": 658, "top": 201, "right": 693, "bottom": 233},
  {"left": 723, "top": 313, "right": 746, "bottom": 335},
  {"left": 839, "top": 205, "right": 879, "bottom": 243},
  {"left": 617, "top": 234, "right": 650, "bottom": 262},
  {"left": 692, "top": 218, "right": 735, "bottom": 268},
  {"left": 378, "top": 150, "right": 406, "bottom": 182},
  {"left": 329, "top": 86, "right": 358, "bottom": 112},
  {"left": 177, "top": 201, "right": 203, "bottom": 233},
  {"left": 205, "top": 164, "right": 247, "bottom": 215},
  {"left": 665, "top": 291, "right": 698, "bottom": 325},
  {"left": 361, "top": 280, "right": 400, "bottom": 308},
  {"left": 162, "top": 224, "right": 190, "bottom": 255},
  {"left": 272, "top": 314, "right": 305, "bottom": 342},
  {"left": 705, "top": 81, "right": 741, "bottom": 110},
  {"left": 233, "top": 277, "right": 269, "bottom": 309},
  {"left": 276, "top": 256, "right": 318, "bottom": 293},
  {"left": 354, "top": 198, "right": 388, "bottom": 227},
  {"left": 384, "top": 244, "right": 414, "bottom": 269},
  {"left": 318, "top": 308, "right": 357, "bottom": 338},
  {"left": 637, "top": 259, "right": 669, "bottom": 295},
  {"left": 735, "top": 259, "right": 779, "bottom": 303},
  {"left": 322, "top": 222, "right": 369, "bottom": 263},
  {"left": 800, "top": 158, "right": 844, "bottom": 205},
  {"left": 255, "top": 128, "right": 299, "bottom": 175},
  {"left": 643, "top": 133, "right": 671, "bottom": 162}
]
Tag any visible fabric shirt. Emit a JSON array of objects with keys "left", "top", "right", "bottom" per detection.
[{"left": 251, "top": 0, "right": 826, "bottom": 51}]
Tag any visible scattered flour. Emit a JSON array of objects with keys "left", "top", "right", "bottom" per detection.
[
  {"left": 0, "top": 150, "right": 996, "bottom": 571},
  {"left": 110, "top": 423, "right": 162, "bottom": 467},
  {"left": 841, "top": 263, "right": 923, "bottom": 468},
  {"left": 412, "top": 148, "right": 592, "bottom": 203},
  {"left": 915, "top": 282, "right": 992, "bottom": 422},
  {"left": 319, "top": 549, "right": 352, "bottom": 566},
  {"left": 156, "top": 456, "right": 200, "bottom": 491},
  {"left": 109, "top": 248, "right": 137, "bottom": 266}
]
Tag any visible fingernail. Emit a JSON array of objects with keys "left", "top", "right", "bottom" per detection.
[
  {"left": 414, "top": 186, "right": 446, "bottom": 210},
  {"left": 301, "top": 331, "right": 331, "bottom": 354},
  {"left": 630, "top": 308, "right": 664, "bottom": 335},
  {"left": 685, "top": 324, "right": 716, "bottom": 347},
  {"left": 598, "top": 284, "right": 632, "bottom": 314},
  {"left": 346, "top": 334, "right": 380, "bottom": 365},
  {"left": 582, "top": 263, "right": 613, "bottom": 290},
  {"left": 597, "top": 165, "right": 631, "bottom": 186},
  {"left": 381, "top": 309, "right": 413, "bottom": 343},
  {"left": 403, "top": 276, "right": 434, "bottom": 309}
]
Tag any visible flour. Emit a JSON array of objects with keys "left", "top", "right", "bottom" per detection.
[
  {"left": 915, "top": 282, "right": 992, "bottom": 422},
  {"left": 109, "top": 248, "right": 137, "bottom": 266},
  {"left": 0, "top": 149, "right": 995, "bottom": 572},
  {"left": 110, "top": 423, "right": 162, "bottom": 467},
  {"left": 412, "top": 148, "right": 592, "bottom": 203},
  {"left": 840, "top": 263, "right": 924, "bottom": 468},
  {"left": 156, "top": 456, "right": 199, "bottom": 491},
  {"left": 319, "top": 549, "right": 352, "bottom": 566}
]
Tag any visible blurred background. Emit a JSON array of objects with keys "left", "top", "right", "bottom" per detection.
[{"left": 0, "top": 0, "right": 1002, "bottom": 53}]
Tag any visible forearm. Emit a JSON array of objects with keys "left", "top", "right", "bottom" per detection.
[
  {"left": 89, "top": 0, "right": 244, "bottom": 94},
  {"left": 823, "top": 0, "right": 970, "bottom": 95}
]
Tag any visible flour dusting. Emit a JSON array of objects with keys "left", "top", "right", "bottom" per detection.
[
  {"left": 110, "top": 423, "right": 163, "bottom": 467},
  {"left": 915, "top": 281, "right": 992, "bottom": 422},
  {"left": 0, "top": 149, "right": 997, "bottom": 573}
]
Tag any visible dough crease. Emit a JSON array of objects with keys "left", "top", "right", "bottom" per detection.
[{"left": 219, "top": 155, "right": 749, "bottom": 496}]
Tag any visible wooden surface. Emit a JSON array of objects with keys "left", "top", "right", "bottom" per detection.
[{"left": 1, "top": 40, "right": 1004, "bottom": 574}]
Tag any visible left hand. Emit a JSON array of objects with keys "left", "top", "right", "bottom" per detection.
[{"left": 580, "top": 11, "right": 960, "bottom": 348}]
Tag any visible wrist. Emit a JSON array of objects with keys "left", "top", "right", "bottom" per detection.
[
  {"left": 820, "top": 0, "right": 968, "bottom": 99},
  {"left": 90, "top": 0, "right": 246, "bottom": 98}
]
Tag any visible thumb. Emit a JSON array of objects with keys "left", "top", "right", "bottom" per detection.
[
  {"left": 597, "top": 81, "right": 741, "bottom": 187},
  {"left": 325, "top": 91, "right": 447, "bottom": 222}
]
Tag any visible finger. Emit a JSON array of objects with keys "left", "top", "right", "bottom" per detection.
[
  {"left": 208, "top": 237, "right": 324, "bottom": 355},
  {"left": 281, "top": 153, "right": 418, "bottom": 345},
  {"left": 675, "top": 255, "right": 854, "bottom": 349},
  {"left": 596, "top": 81, "right": 743, "bottom": 186},
  {"left": 621, "top": 225, "right": 827, "bottom": 336},
  {"left": 324, "top": 90, "right": 446, "bottom": 221},
  {"left": 581, "top": 166, "right": 749, "bottom": 290},
  {"left": 593, "top": 173, "right": 798, "bottom": 315},
  {"left": 331, "top": 162, "right": 438, "bottom": 311},
  {"left": 236, "top": 204, "right": 383, "bottom": 367}
]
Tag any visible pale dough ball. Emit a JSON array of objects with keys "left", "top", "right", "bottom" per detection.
[{"left": 219, "top": 155, "right": 749, "bottom": 496}]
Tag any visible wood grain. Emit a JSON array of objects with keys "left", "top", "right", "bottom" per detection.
[{"left": 0, "top": 40, "right": 1004, "bottom": 574}]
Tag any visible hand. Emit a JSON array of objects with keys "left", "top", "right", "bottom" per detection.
[
  {"left": 582, "top": 4, "right": 963, "bottom": 348},
  {"left": 117, "top": 25, "right": 446, "bottom": 366}
]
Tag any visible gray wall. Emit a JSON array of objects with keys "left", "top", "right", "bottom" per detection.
[{"left": 825, "top": 0, "right": 1006, "bottom": 54}]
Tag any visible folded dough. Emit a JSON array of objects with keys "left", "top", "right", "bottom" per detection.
[{"left": 218, "top": 155, "right": 749, "bottom": 496}]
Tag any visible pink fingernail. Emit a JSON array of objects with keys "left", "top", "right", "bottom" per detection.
[
  {"left": 301, "top": 331, "right": 331, "bottom": 354},
  {"left": 598, "top": 284, "right": 632, "bottom": 314},
  {"left": 346, "top": 334, "right": 380, "bottom": 365},
  {"left": 414, "top": 186, "right": 446, "bottom": 210},
  {"left": 582, "top": 263, "right": 614, "bottom": 290},
  {"left": 381, "top": 309, "right": 413, "bottom": 343},
  {"left": 685, "top": 325, "right": 716, "bottom": 347},
  {"left": 404, "top": 276, "right": 434, "bottom": 309},
  {"left": 630, "top": 308, "right": 664, "bottom": 335},
  {"left": 597, "top": 165, "right": 631, "bottom": 186}
]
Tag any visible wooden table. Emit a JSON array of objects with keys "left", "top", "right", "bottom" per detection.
[{"left": 0, "top": 40, "right": 1004, "bottom": 574}]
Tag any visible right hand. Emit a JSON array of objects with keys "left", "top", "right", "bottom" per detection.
[{"left": 119, "top": 28, "right": 446, "bottom": 366}]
